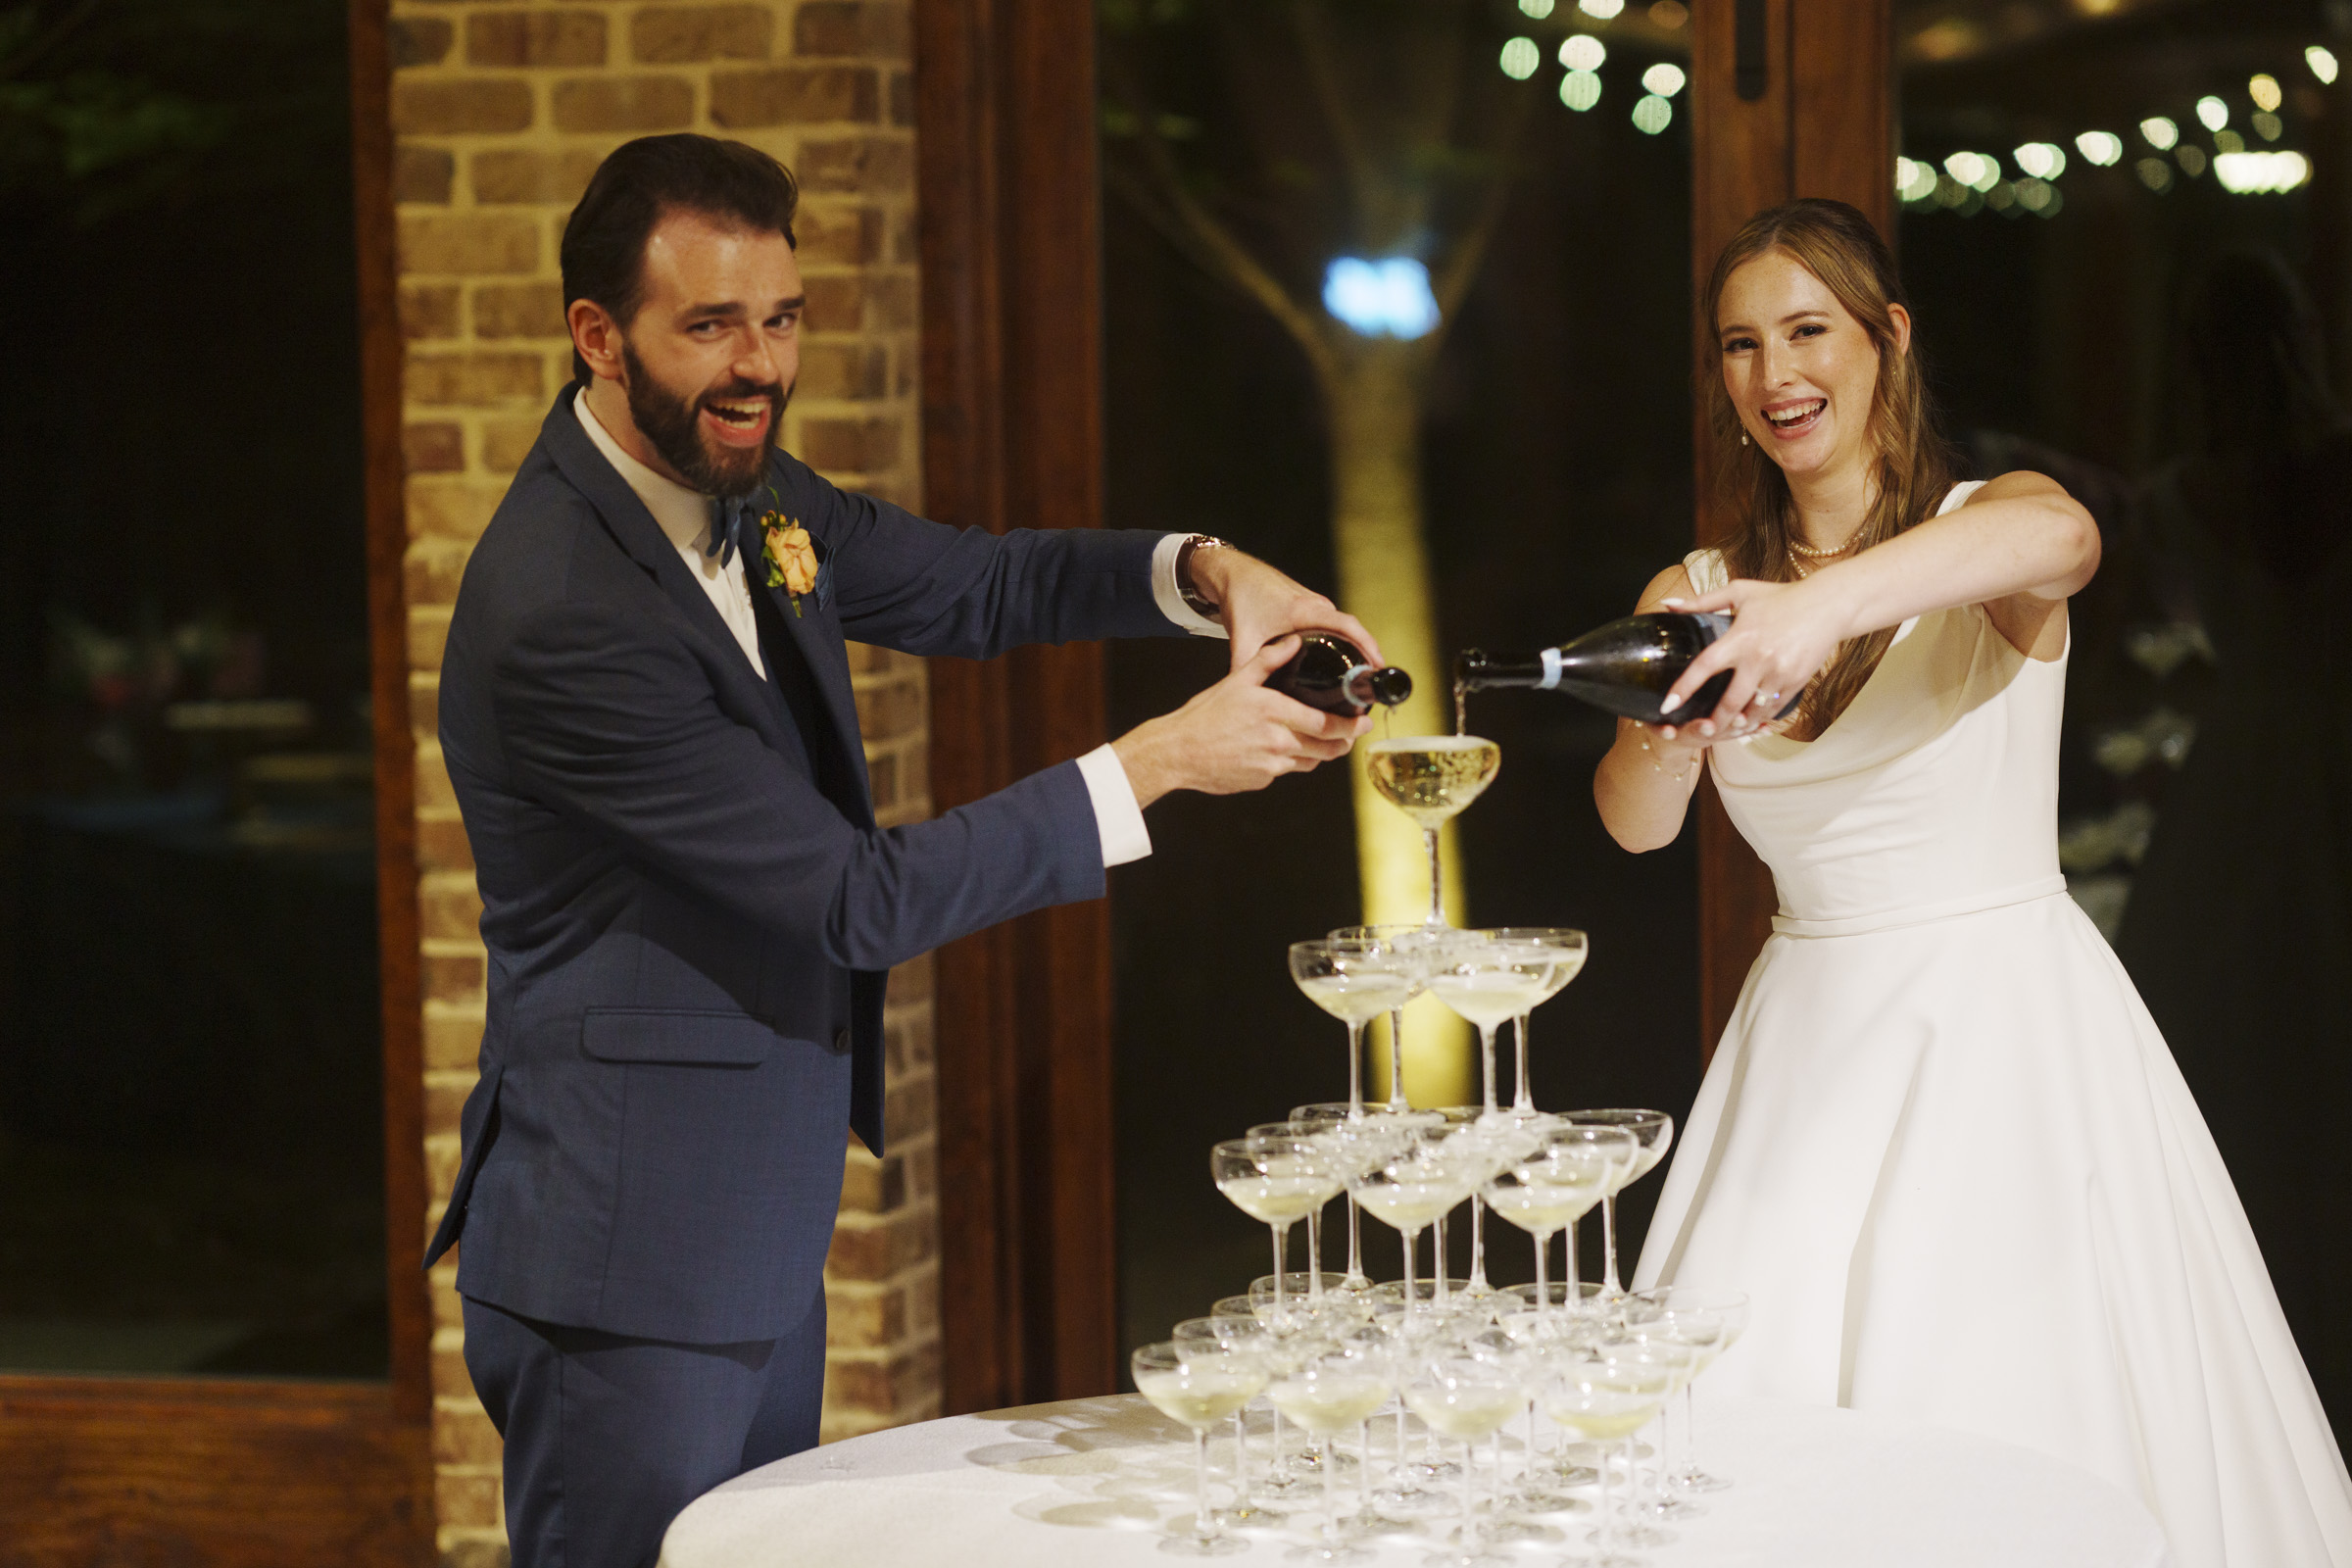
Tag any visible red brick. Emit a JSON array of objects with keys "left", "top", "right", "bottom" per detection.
[
  {"left": 393, "top": 145, "right": 455, "bottom": 205},
  {"left": 424, "top": 950, "right": 486, "bottom": 1003},
  {"left": 825, "top": 1284, "right": 907, "bottom": 1348},
  {"left": 825, "top": 1211, "right": 933, "bottom": 1280},
  {"left": 400, "top": 283, "right": 461, "bottom": 341},
  {"left": 802, "top": 273, "right": 863, "bottom": 332},
  {"left": 433, "top": 1405, "right": 502, "bottom": 1466},
  {"left": 393, "top": 79, "right": 534, "bottom": 136},
  {"left": 408, "top": 675, "right": 441, "bottom": 741},
  {"left": 803, "top": 416, "right": 900, "bottom": 474},
  {"left": 424, "top": 1012, "right": 484, "bottom": 1071},
  {"left": 889, "top": 69, "right": 912, "bottom": 126},
  {"left": 710, "top": 66, "right": 877, "bottom": 127},
  {"left": 400, "top": 213, "right": 539, "bottom": 276},
  {"left": 799, "top": 341, "right": 886, "bottom": 399},
  {"left": 424, "top": 1075, "right": 475, "bottom": 1138},
  {"left": 390, "top": 15, "right": 454, "bottom": 67},
  {"left": 408, "top": 352, "right": 545, "bottom": 407},
  {"left": 794, "top": 1, "right": 909, "bottom": 58},
  {"left": 473, "top": 281, "right": 566, "bottom": 339},
  {"left": 868, "top": 271, "right": 917, "bottom": 329},
  {"left": 797, "top": 135, "right": 911, "bottom": 193},
  {"left": 883, "top": 1075, "right": 933, "bottom": 1145},
  {"left": 405, "top": 422, "right": 464, "bottom": 474},
  {"left": 632, "top": 5, "right": 772, "bottom": 63},
  {"left": 472, "top": 147, "right": 604, "bottom": 206},
  {"left": 467, "top": 10, "right": 607, "bottom": 68},
  {"left": 864, "top": 750, "right": 898, "bottom": 811},
  {"left": 420, "top": 880, "right": 486, "bottom": 943},
  {"left": 434, "top": 1473, "right": 501, "bottom": 1531},
  {"left": 839, "top": 1152, "right": 906, "bottom": 1214},
  {"left": 889, "top": 951, "right": 933, "bottom": 1004},
  {"left": 418, "top": 817, "right": 477, "bottom": 872},
  {"left": 553, "top": 75, "right": 696, "bottom": 132}
]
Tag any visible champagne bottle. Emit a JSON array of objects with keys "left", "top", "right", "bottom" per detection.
[
  {"left": 1268, "top": 632, "right": 1413, "bottom": 715},
  {"left": 1456, "top": 612, "right": 1797, "bottom": 727}
]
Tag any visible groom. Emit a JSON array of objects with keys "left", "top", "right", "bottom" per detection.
[{"left": 424, "top": 133, "right": 1381, "bottom": 1568}]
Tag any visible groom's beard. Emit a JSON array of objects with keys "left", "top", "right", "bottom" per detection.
[{"left": 619, "top": 339, "right": 791, "bottom": 499}]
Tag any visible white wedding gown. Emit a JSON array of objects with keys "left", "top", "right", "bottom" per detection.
[{"left": 1633, "top": 485, "right": 2352, "bottom": 1567}]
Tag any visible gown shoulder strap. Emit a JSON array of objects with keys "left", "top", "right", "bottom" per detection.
[
  {"left": 1937, "top": 479, "right": 1990, "bottom": 516},
  {"left": 1680, "top": 547, "right": 1731, "bottom": 595}
]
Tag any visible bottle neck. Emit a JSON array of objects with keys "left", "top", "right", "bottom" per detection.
[
  {"left": 1455, "top": 651, "right": 1558, "bottom": 691},
  {"left": 1343, "top": 663, "right": 1413, "bottom": 708}
]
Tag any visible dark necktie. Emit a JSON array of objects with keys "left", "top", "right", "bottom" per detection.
[{"left": 707, "top": 494, "right": 754, "bottom": 570}]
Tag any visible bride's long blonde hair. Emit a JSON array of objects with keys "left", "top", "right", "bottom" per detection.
[{"left": 1701, "top": 199, "right": 1954, "bottom": 732}]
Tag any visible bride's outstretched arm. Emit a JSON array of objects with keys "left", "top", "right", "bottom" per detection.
[
  {"left": 1593, "top": 563, "right": 1761, "bottom": 853},
  {"left": 1658, "top": 471, "right": 2098, "bottom": 728}
]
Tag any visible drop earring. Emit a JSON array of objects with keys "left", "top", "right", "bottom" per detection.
[{"left": 1741, "top": 429, "right": 1750, "bottom": 446}]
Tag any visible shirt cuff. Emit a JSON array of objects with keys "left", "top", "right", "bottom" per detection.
[
  {"left": 1152, "top": 533, "right": 1230, "bottom": 639},
  {"left": 1075, "top": 744, "right": 1152, "bottom": 867}
]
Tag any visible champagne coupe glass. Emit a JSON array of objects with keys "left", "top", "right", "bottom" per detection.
[
  {"left": 1290, "top": 938, "right": 1421, "bottom": 1119},
  {"left": 1265, "top": 1344, "right": 1392, "bottom": 1562},
  {"left": 1565, "top": 1110, "right": 1675, "bottom": 1296},
  {"left": 1420, "top": 1109, "right": 1545, "bottom": 1299},
  {"left": 1482, "top": 1124, "right": 1635, "bottom": 1343},
  {"left": 1541, "top": 1349, "right": 1676, "bottom": 1568},
  {"left": 1401, "top": 1355, "right": 1525, "bottom": 1568},
  {"left": 1348, "top": 1141, "right": 1477, "bottom": 1326},
  {"left": 1603, "top": 1326, "right": 1706, "bottom": 1528},
  {"left": 1134, "top": 1340, "right": 1270, "bottom": 1556},
  {"left": 1328, "top": 923, "right": 1443, "bottom": 1108},
  {"left": 1250, "top": 1118, "right": 1364, "bottom": 1307},
  {"left": 1175, "top": 1316, "right": 1288, "bottom": 1528},
  {"left": 1290, "top": 1104, "right": 1426, "bottom": 1293},
  {"left": 1422, "top": 935, "right": 1559, "bottom": 1121},
  {"left": 1582, "top": 1339, "right": 1687, "bottom": 1549},
  {"left": 1363, "top": 736, "right": 1500, "bottom": 929},
  {"left": 1637, "top": 1287, "right": 1749, "bottom": 1494},
  {"left": 1212, "top": 1296, "right": 1310, "bottom": 1495},
  {"left": 1216, "top": 1134, "right": 1344, "bottom": 1319},
  {"left": 1481, "top": 928, "right": 1589, "bottom": 1113}
]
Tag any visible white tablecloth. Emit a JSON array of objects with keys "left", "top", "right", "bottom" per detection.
[{"left": 662, "top": 1393, "right": 2171, "bottom": 1567}]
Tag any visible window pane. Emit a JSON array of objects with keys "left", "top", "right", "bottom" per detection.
[
  {"left": 1102, "top": 0, "right": 1700, "bottom": 1349},
  {"left": 0, "top": 0, "right": 386, "bottom": 1378},
  {"left": 1900, "top": 0, "right": 2348, "bottom": 1436}
]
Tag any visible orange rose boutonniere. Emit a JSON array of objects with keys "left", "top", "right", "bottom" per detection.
[{"left": 760, "top": 514, "right": 819, "bottom": 616}]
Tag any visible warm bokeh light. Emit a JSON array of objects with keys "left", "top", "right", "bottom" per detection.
[
  {"left": 2013, "top": 141, "right": 2067, "bottom": 179},
  {"left": 2309, "top": 45, "right": 2339, "bottom": 85},
  {"left": 2138, "top": 116, "right": 2179, "bottom": 151},
  {"left": 1577, "top": 0, "right": 1624, "bottom": 16},
  {"left": 2177, "top": 145, "right": 2208, "bottom": 178},
  {"left": 1641, "top": 62, "right": 1686, "bottom": 97},
  {"left": 1646, "top": 0, "right": 1688, "bottom": 26},
  {"left": 2196, "top": 95, "right": 2230, "bottom": 131},
  {"left": 1559, "top": 68, "right": 1601, "bottom": 111},
  {"left": 1519, "top": 0, "right": 1556, "bottom": 15},
  {"left": 1559, "top": 33, "right": 1606, "bottom": 71},
  {"left": 2135, "top": 157, "right": 2173, "bottom": 193},
  {"left": 2214, "top": 149, "right": 2313, "bottom": 193},
  {"left": 2076, "top": 130, "right": 2124, "bottom": 166},
  {"left": 1895, "top": 157, "right": 1939, "bottom": 202},
  {"left": 1631, "top": 93, "right": 1671, "bottom": 134},
  {"left": 2254, "top": 111, "right": 2282, "bottom": 142},
  {"left": 2250, "top": 73, "right": 2283, "bottom": 112},
  {"left": 1943, "top": 150, "right": 2000, "bottom": 192},
  {"left": 1499, "top": 36, "right": 1541, "bottom": 79}
]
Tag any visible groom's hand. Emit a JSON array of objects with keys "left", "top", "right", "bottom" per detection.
[
  {"left": 1190, "top": 545, "right": 1384, "bottom": 671},
  {"left": 1113, "top": 636, "right": 1368, "bottom": 808}
]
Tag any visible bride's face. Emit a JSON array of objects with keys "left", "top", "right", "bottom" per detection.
[{"left": 1716, "top": 250, "right": 1908, "bottom": 486}]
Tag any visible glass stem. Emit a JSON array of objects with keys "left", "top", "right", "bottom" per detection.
[
  {"left": 1512, "top": 1013, "right": 1533, "bottom": 1111},
  {"left": 1234, "top": 1410, "right": 1254, "bottom": 1507},
  {"left": 1478, "top": 1024, "right": 1498, "bottom": 1116},
  {"left": 1600, "top": 1195, "right": 1622, "bottom": 1296},
  {"left": 1595, "top": 1439, "right": 1616, "bottom": 1547},
  {"left": 1306, "top": 1207, "right": 1323, "bottom": 1300},
  {"left": 1194, "top": 1427, "right": 1215, "bottom": 1542},
  {"left": 1345, "top": 1195, "right": 1365, "bottom": 1287},
  {"left": 1468, "top": 1196, "right": 1489, "bottom": 1291},
  {"left": 1534, "top": 1225, "right": 1551, "bottom": 1339},
  {"left": 1323, "top": 1437, "right": 1341, "bottom": 1543},
  {"left": 1271, "top": 1221, "right": 1290, "bottom": 1314},
  {"left": 1399, "top": 1223, "right": 1419, "bottom": 1318},
  {"left": 1346, "top": 1019, "right": 1365, "bottom": 1117},
  {"left": 1679, "top": 1383, "right": 1698, "bottom": 1484},
  {"left": 1459, "top": 1440, "right": 1479, "bottom": 1549},
  {"left": 1423, "top": 828, "right": 1444, "bottom": 927},
  {"left": 1385, "top": 1008, "right": 1406, "bottom": 1108},
  {"left": 1433, "top": 1213, "right": 1447, "bottom": 1304}
]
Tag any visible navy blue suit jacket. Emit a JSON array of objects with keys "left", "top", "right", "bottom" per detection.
[{"left": 423, "top": 391, "right": 1180, "bottom": 1344}]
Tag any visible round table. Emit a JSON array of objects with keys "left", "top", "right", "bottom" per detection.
[{"left": 661, "top": 1393, "right": 2172, "bottom": 1567}]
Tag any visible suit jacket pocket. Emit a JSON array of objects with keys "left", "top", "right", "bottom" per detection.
[{"left": 581, "top": 1006, "right": 776, "bottom": 1065}]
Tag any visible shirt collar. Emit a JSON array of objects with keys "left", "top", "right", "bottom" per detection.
[{"left": 573, "top": 386, "right": 713, "bottom": 557}]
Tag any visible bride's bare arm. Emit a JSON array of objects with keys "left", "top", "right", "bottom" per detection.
[
  {"left": 1593, "top": 563, "right": 1749, "bottom": 853},
  {"left": 1658, "top": 470, "right": 2098, "bottom": 727}
]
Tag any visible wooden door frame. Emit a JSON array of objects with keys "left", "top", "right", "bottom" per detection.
[
  {"left": 0, "top": 1, "right": 435, "bottom": 1558},
  {"left": 1690, "top": 0, "right": 1893, "bottom": 1054},
  {"left": 916, "top": 0, "right": 1123, "bottom": 1411}
]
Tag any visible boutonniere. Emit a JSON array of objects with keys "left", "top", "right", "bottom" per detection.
[{"left": 760, "top": 502, "right": 820, "bottom": 617}]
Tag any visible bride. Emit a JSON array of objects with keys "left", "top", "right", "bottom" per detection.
[{"left": 1601, "top": 198, "right": 2352, "bottom": 1566}]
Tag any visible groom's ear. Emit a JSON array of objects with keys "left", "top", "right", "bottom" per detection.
[{"left": 569, "top": 297, "right": 626, "bottom": 384}]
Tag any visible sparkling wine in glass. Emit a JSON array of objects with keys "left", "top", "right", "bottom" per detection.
[
  {"left": 1422, "top": 935, "right": 1559, "bottom": 1119},
  {"left": 1542, "top": 1351, "right": 1675, "bottom": 1568},
  {"left": 1482, "top": 1125, "right": 1633, "bottom": 1342},
  {"left": 1134, "top": 1340, "right": 1270, "bottom": 1556},
  {"left": 1482, "top": 928, "right": 1589, "bottom": 1113},
  {"left": 1401, "top": 1356, "right": 1525, "bottom": 1568},
  {"left": 1566, "top": 1109, "right": 1674, "bottom": 1296},
  {"left": 1365, "top": 736, "right": 1499, "bottom": 929},
  {"left": 1290, "top": 938, "right": 1420, "bottom": 1119},
  {"left": 1636, "top": 1287, "right": 1749, "bottom": 1494},
  {"left": 1173, "top": 1315, "right": 1288, "bottom": 1528},
  {"left": 1215, "top": 1135, "right": 1343, "bottom": 1320},
  {"left": 1265, "top": 1345, "right": 1392, "bottom": 1563},
  {"left": 1348, "top": 1143, "right": 1476, "bottom": 1325}
]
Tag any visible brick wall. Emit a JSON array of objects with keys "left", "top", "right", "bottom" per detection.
[{"left": 384, "top": 4, "right": 936, "bottom": 1560}]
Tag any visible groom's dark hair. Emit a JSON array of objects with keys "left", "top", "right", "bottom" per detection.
[{"left": 562, "top": 134, "right": 800, "bottom": 384}]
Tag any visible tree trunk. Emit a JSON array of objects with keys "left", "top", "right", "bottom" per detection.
[{"left": 1322, "top": 336, "right": 1475, "bottom": 1108}]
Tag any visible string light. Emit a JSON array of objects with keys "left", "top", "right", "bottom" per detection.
[
  {"left": 2215, "top": 150, "right": 2312, "bottom": 193},
  {"left": 1560, "top": 70, "right": 1601, "bottom": 111},
  {"left": 2195, "top": 95, "right": 2230, "bottom": 131},
  {"left": 1641, "top": 63, "right": 1687, "bottom": 97},
  {"left": 1632, "top": 94, "right": 1672, "bottom": 133},
  {"left": 2075, "top": 130, "right": 2124, "bottom": 166},
  {"left": 2135, "top": 157, "right": 2174, "bottom": 193},
  {"left": 2254, "top": 111, "right": 2283, "bottom": 141},
  {"left": 1895, "top": 157, "right": 1939, "bottom": 201},
  {"left": 1943, "top": 150, "right": 2001, "bottom": 191},
  {"left": 1323, "top": 259, "right": 1440, "bottom": 339},
  {"left": 1558, "top": 34, "right": 1605, "bottom": 70},
  {"left": 1577, "top": 0, "right": 1624, "bottom": 16},
  {"left": 1518, "top": 0, "right": 1555, "bottom": 16},
  {"left": 2138, "top": 117, "right": 2179, "bottom": 151},
  {"left": 1499, "top": 37, "right": 1540, "bottom": 79},
  {"left": 2013, "top": 142, "right": 2067, "bottom": 179},
  {"left": 2250, "top": 74, "right": 2283, "bottom": 112},
  {"left": 2309, "top": 45, "right": 2339, "bottom": 84}
]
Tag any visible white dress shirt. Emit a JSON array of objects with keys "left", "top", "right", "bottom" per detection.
[{"left": 573, "top": 388, "right": 1200, "bottom": 867}]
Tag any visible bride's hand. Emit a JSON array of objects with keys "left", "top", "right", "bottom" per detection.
[{"left": 1658, "top": 577, "right": 1845, "bottom": 731}]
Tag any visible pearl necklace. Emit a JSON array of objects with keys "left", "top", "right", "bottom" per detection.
[{"left": 1787, "top": 532, "right": 1856, "bottom": 579}]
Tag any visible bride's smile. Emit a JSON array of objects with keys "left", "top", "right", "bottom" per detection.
[{"left": 1715, "top": 248, "right": 1909, "bottom": 499}]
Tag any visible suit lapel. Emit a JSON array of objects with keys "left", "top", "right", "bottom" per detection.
[{"left": 756, "top": 574, "right": 874, "bottom": 827}]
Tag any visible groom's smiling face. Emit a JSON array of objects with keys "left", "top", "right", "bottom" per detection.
[{"left": 586, "top": 207, "right": 806, "bottom": 497}]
